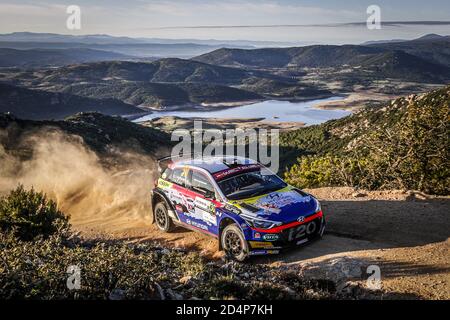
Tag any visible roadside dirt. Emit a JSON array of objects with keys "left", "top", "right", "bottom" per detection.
[{"left": 72, "top": 187, "right": 450, "bottom": 299}]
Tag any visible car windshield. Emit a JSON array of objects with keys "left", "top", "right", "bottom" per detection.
[{"left": 217, "top": 168, "right": 287, "bottom": 200}]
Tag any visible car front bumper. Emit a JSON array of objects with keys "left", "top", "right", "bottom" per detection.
[{"left": 247, "top": 215, "right": 326, "bottom": 256}]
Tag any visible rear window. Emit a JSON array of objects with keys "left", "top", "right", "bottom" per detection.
[
  {"left": 188, "top": 170, "right": 215, "bottom": 195},
  {"left": 161, "top": 168, "right": 172, "bottom": 180},
  {"left": 167, "top": 168, "right": 186, "bottom": 187}
]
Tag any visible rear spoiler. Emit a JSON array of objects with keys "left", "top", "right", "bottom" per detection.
[
  {"left": 156, "top": 153, "right": 203, "bottom": 172},
  {"left": 156, "top": 152, "right": 203, "bottom": 164}
]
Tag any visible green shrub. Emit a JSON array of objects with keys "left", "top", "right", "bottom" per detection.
[
  {"left": 284, "top": 155, "right": 369, "bottom": 189},
  {"left": 0, "top": 185, "right": 69, "bottom": 241},
  {"left": 283, "top": 86, "right": 450, "bottom": 195}
]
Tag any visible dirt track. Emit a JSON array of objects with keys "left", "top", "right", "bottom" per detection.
[{"left": 72, "top": 187, "right": 450, "bottom": 299}]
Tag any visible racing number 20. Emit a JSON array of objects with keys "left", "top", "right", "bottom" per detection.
[{"left": 287, "top": 221, "right": 317, "bottom": 241}]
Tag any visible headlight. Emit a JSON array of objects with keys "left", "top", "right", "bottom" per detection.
[
  {"left": 242, "top": 216, "right": 281, "bottom": 230},
  {"left": 252, "top": 220, "right": 275, "bottom": 229},
  {"left": 314, "top": 199, "right": 321, "bottom": 213}
]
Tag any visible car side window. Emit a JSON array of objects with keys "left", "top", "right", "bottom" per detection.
[
  {"left": 168, "top": 168, "right": 186, "bottom": 187},
  {"left": 188, "top": 170, "right": 216, "bottom": 198}
]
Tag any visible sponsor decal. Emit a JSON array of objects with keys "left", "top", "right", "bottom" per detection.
[
  {"left": 194, "top": 197, "right": 217, "bottom": 226},
  {"left": 262, "top": 234, "right": 279, "bottom": 241},
  {"left": 212, "top": 164, "right": 262, "bottom": 181},
  {"left": 165, "top": 188, "right": 217, "bottom": 226},
  {"left": 186, "top": 218, "right": 209, "bottom": 231},
  {"left": 254, "top": 232, "right": 261, "bottom": 239},
  {"left": 296, "top": 238, "right": 309, "bottom": 245},
  {"left": 287, "top": 221, "right": 317, "bottom": 242},
  {"left": 249, "top": 241, "right": 273, "bottom": 249},
  {"left": 254, "top": 191, "right": 311, "bottom": 215},
  {"left": 157, "top": 179, "right": 173, "bottom": 189},
  {"left": 224, "top": 203, "right": 241, "bottom": 215},
  {"left": 250, "top": 249, "right": 279, "bottom": 256}
]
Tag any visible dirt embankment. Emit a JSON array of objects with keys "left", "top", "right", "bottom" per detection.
[{"left": 71, "top": 186, "right": 449, "bottom": 299}]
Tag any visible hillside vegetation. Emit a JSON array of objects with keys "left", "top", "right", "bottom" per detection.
[
  {"left": 281, "top": 85, "right": 450, "bottom": 195},
  {"left": 40, "top": 58, "right": 253, "bottom": 84},
  {"left": 58, "top": 81, "right": 262, "bottom": 108},
  {"left": 0, "top": 83, "right": 142, "bottom": 120},
  {"left": 1, "top": 59, "right": 269, "bottom": 112},
  {"left": 194, "top": 41, "right": 450, "bottom": 83}
]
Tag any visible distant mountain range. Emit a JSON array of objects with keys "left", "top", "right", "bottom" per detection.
[
  {"left": 0, "top": 32, "right": 299, "bottom": 63},
  {"left": 0, "top": 32, "right": 296, "bottom": 47},
  {"left": 363, "top": 33, "right": 450, "bottom": 45},
  {"left": 193, "top": 34, "right": 450, "bottom": 83},
  {"left": 0, "top": 48, "right": 134, "bottom": 68},
  {"left": 0, "top": 32, "right": 449, "bottom": 120}
]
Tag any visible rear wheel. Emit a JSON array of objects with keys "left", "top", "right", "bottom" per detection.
[
  {"left": 221, "top": 224, "right": 249, "bottom": 261},
  {"left": 154, "top": 202, "right": 174, "bottom": 232}
]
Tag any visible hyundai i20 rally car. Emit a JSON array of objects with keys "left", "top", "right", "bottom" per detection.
[{"left": 151, "top": 156, "right": 325, "bottom": 261}]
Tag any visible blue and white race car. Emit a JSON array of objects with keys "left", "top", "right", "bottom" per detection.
[{"left": 151, "top": 156, "right": 325, "bottom": 261}]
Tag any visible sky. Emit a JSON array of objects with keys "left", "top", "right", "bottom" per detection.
[{"left": 1, "top": 0, "right": 449, "bottom": 43}]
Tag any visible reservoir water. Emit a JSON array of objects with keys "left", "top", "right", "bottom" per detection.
[{"left": 134, "top": 96, "right": 351, "bottom": 125}]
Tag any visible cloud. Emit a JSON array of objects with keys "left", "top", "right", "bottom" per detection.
[{"left": 141, "top": 0, "right": 362, "bottom": 26}]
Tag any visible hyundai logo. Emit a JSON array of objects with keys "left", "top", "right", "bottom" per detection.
[{"left": 297, "top": 216, "right": 305, "bottom": 222}]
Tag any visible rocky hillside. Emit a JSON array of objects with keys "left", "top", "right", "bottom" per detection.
[
  {"left": 368, "top": 34, "right": 450, "bottom": 67},
  {"left": 57, "top": 81, "right": 262, "bottom": 108},
  {"left": 194, "top": 42, "right": 450, "bottom": 83},
  {"left": 0, "top": 111, "right": 170, "bottom": 156},
  {"left": 281, "top": 85, "right": 450, "bottom": 195},
  {"left": 39, "top": 58, "right": 253, "bottom": 84}
]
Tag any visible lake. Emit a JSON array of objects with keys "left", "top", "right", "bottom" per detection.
[{"left": 134, "top": 96, "right": 351, "bottom": 125}]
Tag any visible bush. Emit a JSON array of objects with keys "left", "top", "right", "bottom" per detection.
[
  {"left": 284, "top": 155, "right": 369, "bottom": 189},
  {"left": 284, "top": 86, "right": 450, "bottom": 195},
  {"left": 0, "top": 233, "right": 340, "bottom": 300},
  {"left": 0, "top": 185, "right": 69, "bottom": 241}
]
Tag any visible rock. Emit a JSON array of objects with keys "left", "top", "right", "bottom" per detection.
[
  {"left": 352, "top": 192, "right": 367, "bottom": 198},
  {"left": 155, "top": 282, "right": 165, "bottom": 300},
  {"left": 109, "top": 289, "right": 126, "bottom": 300},
  {"left": 179, "top": 275, "right": 192, "bottom": 284},
  {"left": 167, "top": 288, "right": 183, "bottom": 300},
  {"left": 283, "top": 286, "right": 297, "bottom": 297}
]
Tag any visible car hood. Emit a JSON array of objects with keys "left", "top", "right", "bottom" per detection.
[{"left": 229, "top": 187, "right": 318, "bottom": 222}]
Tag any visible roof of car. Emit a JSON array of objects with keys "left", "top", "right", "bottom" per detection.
[{"left": 171, "top": 156, "right": 258, "bottom": 174}]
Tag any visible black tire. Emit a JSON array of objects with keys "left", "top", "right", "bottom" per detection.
[
  {"left": 221, "top": 224, "right": 249, "bottom": 261},
  {"left": 154, "top": 202, "right": 174, "bottom": 232}
]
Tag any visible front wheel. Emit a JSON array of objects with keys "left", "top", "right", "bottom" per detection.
[
  {"left": 221, "top": 224, "right": 249, "bottom": 261},
  {"left": 154, "top": 202, "right": 174, "bottom": 232}
]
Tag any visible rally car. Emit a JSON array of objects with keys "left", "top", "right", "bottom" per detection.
[{"left": 151, "top": 156, "right": 325, "bottom": 261}]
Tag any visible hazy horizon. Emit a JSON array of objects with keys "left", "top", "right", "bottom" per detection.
[{"left": 1, "top": 1, "right": 450, "bottom": 44}]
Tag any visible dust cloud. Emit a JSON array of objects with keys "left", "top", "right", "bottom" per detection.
[{"left": 0, "top": 128, "right": 159, "bottom": 232}]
